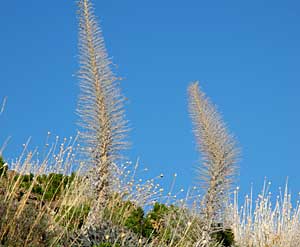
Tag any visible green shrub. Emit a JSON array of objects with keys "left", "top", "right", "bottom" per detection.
[
  {"left": 57, "top": 204, "right": 90, "bottom": 230},
  {"left": 19, "top": 173, "right": 34, "bottom": 190},
  {"left": 211, "top": 228, "right": 235, "bottom": 247},
  {"left": 104, "top": 196, "right": 137, "bottom": 224},
  {"left": 144, "top": 203, "right": 170, "bottom": 239},
  {"left": 93, "top": 243, "right": 121, "bottom": 247},
  {"left": 124, "top": 202, "right": 183, "bottom": 242},
  {"left": 16, "top": 172, "right": 76, "bottom": 201},
  {"left": 124, "top": 205, "right": 154, "bottom": 238}
]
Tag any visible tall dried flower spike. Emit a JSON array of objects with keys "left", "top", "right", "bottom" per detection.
[
  {"left": 77, "top": 0, "right": 128, "bottom": 227},
  {"left": 188, "top": 82, "right": 239, "bottom": 245}
]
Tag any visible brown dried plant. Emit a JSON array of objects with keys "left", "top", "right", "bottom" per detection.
[
  {"left": 0, "top": 134, "right": 85, "bottom": 247},
  {"left": 77, "top": 0, "right": 128, "bottom": 228},
  {"left": 188, "top": 82, "right": 239, "bottom": 246}
]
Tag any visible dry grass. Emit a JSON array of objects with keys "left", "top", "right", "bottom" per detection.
[
  {"left": 229, "top": 180, "right": 300, "bottom": 247},
  {"left": 0, "top": 135, "right": 89, "bottom": 246},
  {"left": 1, "top": 0, "right": 299, "bottom": 246}
]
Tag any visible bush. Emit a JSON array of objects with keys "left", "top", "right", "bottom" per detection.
[
  {"left": 145, "top": 203, "right": 169, "bottom": 231},
  {"left": 15, "top": 172, "right": 76, "bottom": 201},
  {"left": 144, "top": 203, "right": 185, "bottom": 244},
  {"left": 211, "top": 228, "right": 235, "bottom": 247},
  {"left": 0, "top": 196, "right": 57, "bottom": 246},
  {"left": 69, "top": 220, "right": 145, "bottom": 247},
  {"left": 124, "top": 205, "right": 154, "bottom": 238},
  {"left": 57, "top": 203, "right": 90, "bottom": 230},
  {"left": 94, "top": 243, "right": 121, "bottom": 247}
]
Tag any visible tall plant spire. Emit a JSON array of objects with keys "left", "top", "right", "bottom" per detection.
[
  {"left": 188, "top": 82, "right": 239, "bottom": 246},
  {"left": 77, "top": 0, "right": 128, "bottom": 227}
]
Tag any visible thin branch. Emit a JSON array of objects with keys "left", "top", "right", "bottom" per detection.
[{"left": 0, "top": 97, "right": 7, "bottom": 115}]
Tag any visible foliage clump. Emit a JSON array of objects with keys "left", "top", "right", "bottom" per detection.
[
  {"left": 14, "top": 172, "right": 76, "bottom": 201},
  {"left": 0, "top": 196, "right": 57, "bottom": 247},
  {"left": 69, "top": 220, "right": 145, "bottom": 247},
  {"left": 211, "top": 228, "right": 235, "bottom": 247},
  {"left": 93, "top": 243, "right": 121, "bottom": 247}
]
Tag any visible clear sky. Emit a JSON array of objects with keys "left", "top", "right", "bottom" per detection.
[{"left": 0, "top": 0, "right": 300, "bottom": 197}]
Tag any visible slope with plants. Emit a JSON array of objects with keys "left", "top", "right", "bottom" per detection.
[{"left": 0, "top": 0, "right": 299, "bottom": 246}]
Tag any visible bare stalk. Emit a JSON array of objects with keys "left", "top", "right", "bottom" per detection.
[{"left": 0, "top": 97, "right": 7, "bottom": 115}]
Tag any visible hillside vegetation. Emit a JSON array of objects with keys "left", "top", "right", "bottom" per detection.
[{"left": 1, "top": 0, "right": 299, "bottom": 246}]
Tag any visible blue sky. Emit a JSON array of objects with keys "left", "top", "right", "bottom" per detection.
[{"left": 0, "top": 0, "right": 300, "bottom": 197}]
